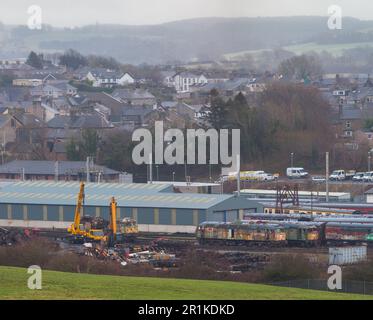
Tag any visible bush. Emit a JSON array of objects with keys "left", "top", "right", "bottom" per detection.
[
  {"left": 343, "top": 259, "right": 373, "bottom": 282},
  {"left": 0, "top": 239, "right": 56, "bottom": 268},
  {"left": 261, "top": 254, "right": 320, "bottom": 282}
]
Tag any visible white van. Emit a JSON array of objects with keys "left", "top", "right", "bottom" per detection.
[
  {"left": 329, "top": 170, "right": 346, "bottom": 181},
  {"left": 286, "top": 167, "right": 308, "bottom": 179}
]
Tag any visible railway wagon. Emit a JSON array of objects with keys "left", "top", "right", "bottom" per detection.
[
  {"left": 244, "top": 213, "right": 373, "bottom": 224},
  {"left": 263, "top": 205, "right": 357, "bottom": 215},
  {"left": 196, "top": 221, "right": 287, "bottom": 246},
  {"left": 244, "top": 213, "right": 314, "bottom": 222},
  {"left": 315, "top": 203, "right": 373, "bottom": 215},
  {"left": 314, "top": 216, "right": 373, "bottom": 224},
  {"left": 282, "top": 222, "right": 324, "bottom": 247},
  {"left": 325, "top": 222, "right": 373, "bottom": 245}
]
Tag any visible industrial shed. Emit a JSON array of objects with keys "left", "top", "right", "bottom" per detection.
[{"left": 0, "top": 181, "right": 262, "bottom": 233}]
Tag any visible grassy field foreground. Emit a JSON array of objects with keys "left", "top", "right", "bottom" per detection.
[{"left": 0, "top": 266, "right": 371, "bottom": 300}]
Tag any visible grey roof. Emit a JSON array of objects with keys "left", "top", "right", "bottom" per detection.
[
  {"left": 196, "top": 78, "right": 249, "bottom": 92},
  {"left": 0, "top": 87, "right": 31, "bottom": 102},
  {"left": 0, "top": 160, "right": 119, "bottom": 176},
  {"left": 47, "top": 114, "right": 111, "bottom": 129},
  {"left": 71, "top": 114, "right": 111, "bottom": 128},
  {"left": 0, "top": 180, "right": 239, "bottom": 209},
  {"left": 52, "top": 82, "right": 77, "bottom": 92},
  {"left": 88, "top": 68, "right": 125, "bottom": 79},
  {"left": 122, "top": 106, "right": 154, "bottom": 117},
  {"left": 68, "top": 95, "right": 89, "bottom": 106},
  {"left": 47, "top": 115, "right": 70, "bottom": 128},
  {"left": 176, "top": 71, "right": 204, "bottom": 78},
  {"left": 112, "top": 89, "right": 155, "bottom": 101},
  {"left": 160, "top": 101, "right": 178, "bottom": 109},
  {"left": 13, "top": 113, "right": 45, "bottom": 127},
  {"left": 340, "top": 108, "right": 362, "bottom": 120}
]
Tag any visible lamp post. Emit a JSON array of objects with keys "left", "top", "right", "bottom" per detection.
[
  {"left": 172, "top": 171, "right": 175, "bottom": 182},
  {"left": 369, "top": 152, "right": 372, "bottom": 172},
  {"left": 184, "top": 161, "right": 187, "bottom": 182},
  {"left": 290, "top": 152, "right": 294, "bottom": 168},
  {"left": 156, "top": 165, "right": 159, "bottom": 181}
]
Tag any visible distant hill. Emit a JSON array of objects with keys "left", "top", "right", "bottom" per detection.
[{"left": 2, "top": 16, "right": 373, "bottom": 64}]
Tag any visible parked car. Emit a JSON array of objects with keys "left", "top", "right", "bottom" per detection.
[
  {"left": 363, "top": 172, "right": 373, "bottom": 182},
  {"left": 286, "top": 167, "right": 308, "bottom": 179},
  {"left": 352, "top": 172, "right": 365, "bottom": 182},
  {"left": 329, "top": 170, "right": 356, "bottom": 181},
  {"left": 227, "top": 171, "right": 278, "bottom": 182},
  {"left": 257, "top": 172, "right": 277, "bottom": 181},
  {"left": 312, "top": 176, "right": 326, "bottom": 183}
]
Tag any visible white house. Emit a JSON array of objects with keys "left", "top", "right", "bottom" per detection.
[
  {"left": 161, "top": 71, "right": 176, "bottom": 88},
  {"left": 86, "top": 69, "right": 135, "bottom": 87},
  {"left": 173, "top": 72, "right": 208, "bottom": 93}
]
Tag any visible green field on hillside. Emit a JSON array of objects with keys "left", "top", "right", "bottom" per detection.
[
  {"left": 224, "top": 41, "right": 373, "bottom": 60},
  {"left": 0, "top": 266, "right": 371, "bottom": 300}
]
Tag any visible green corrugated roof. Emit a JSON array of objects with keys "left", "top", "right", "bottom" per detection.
[{"left": 0, "top": 181, "right": 234, "bottom": 210}]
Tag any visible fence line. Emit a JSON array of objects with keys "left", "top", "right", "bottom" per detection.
[{"left": 269, "top": 279, "right": 373, "bottom": 295}]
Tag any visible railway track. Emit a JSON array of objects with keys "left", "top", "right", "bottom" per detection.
[{"left": 5, "top": 227, "right": 373, "bottom": 257}]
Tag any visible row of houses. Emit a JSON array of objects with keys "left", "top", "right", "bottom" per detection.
[{"left": 308, "top": 73, "right": 373, "bottom": 153}]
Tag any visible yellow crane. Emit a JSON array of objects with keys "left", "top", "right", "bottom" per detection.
[
  {"left": 68, "top": 186, "right": 138, "bottom": 244},
  {"left": 67, "top": 182, "right": 86, "bottom": 238},
  {"left": 67, "top": 182, "right": 107, "bottom": 243},
  {"left": 107, "top": 197, "right": 138, "bottom": 246}
]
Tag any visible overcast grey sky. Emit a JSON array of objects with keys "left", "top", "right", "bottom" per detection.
[{"left": 1, "top": 0, "right": 372, "bottom": 27}]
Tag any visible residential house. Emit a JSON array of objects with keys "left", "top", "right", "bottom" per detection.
[
  {"left": 30, "top": 82, "right": 77, "bottom": 98},
  {"left": 13, "top": 78, "right": 43, "bottom": 87},
  {"left": 0, "top": 160, "right": 120, "bottom": 182},
  {"left": 81, "top": 92, "right": 125, "bottom": 123},
  {"left": 161, "top": 71, "right": 176, "bottom": 87},
  {"left": 111, "top": 88, "right": 156, "bottom": 106},
  {"left": 45, "top": 113, "right": 113, "bottom": 160},
  {"left": 11, "top": 112, "right": 46, "bottom": 145},
  {"left": 86, "top": 68, "right": 135, "bottom": 87},
  {"left": 0, "top": 114, "right": 17, "bottom": 147},
  {"left": 190, "top": 78, "right": 249, "bottom": 97},
  {"left": 173, "top": 72, "right": 208, "bottom": 93},
  {"left": 121, "top": 106, "right": 155, "bottom": 128}
]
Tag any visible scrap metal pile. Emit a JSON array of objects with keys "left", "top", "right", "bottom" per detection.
[
  {"left": 224, "top": 251, "right": 271, "bottom": 272},
  {"left": 83, "top": 242, "right": 179, "bottom": 268},
  {"left": 0, "top": 227, "right": 34, "bottom": 246}
]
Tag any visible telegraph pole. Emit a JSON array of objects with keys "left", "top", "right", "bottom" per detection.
[
  {"left": 326, "top": 152, "right": 329, "bottom": 203},
  {"left": 290, "top": 152, "right": 294, "bottom": 168}
]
